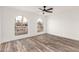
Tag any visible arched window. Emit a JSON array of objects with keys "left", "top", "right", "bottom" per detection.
[
  {"left": 15, "top": 16, "right": 28, "bottom": 35},
  {"left": 37, "top": 18, "right": 44, "bottom": 32}
]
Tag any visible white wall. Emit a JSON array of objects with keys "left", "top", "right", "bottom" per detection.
[
  {"left": 47, "top": 7, "right": 79, "bottom": 40},
  {"left": 2, "top": 6, "right": 79, "bottom": 43},
  {"left": 0, "top": 7, "right": 3, "bottom": 43},
  {"left": 1, "top": 7, "right": 46, "bottom": 43},
  {"left": 0, "top": 8, "right": 1, "bottom": 43}
]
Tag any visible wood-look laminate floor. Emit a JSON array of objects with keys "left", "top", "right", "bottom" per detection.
[{"left": 0, "top": 34, "right": 79, "bottom": 52}]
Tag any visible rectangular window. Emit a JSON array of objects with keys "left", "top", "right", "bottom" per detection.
[{"left": 15, "top": 16, "right": 28, "bottom": 35}]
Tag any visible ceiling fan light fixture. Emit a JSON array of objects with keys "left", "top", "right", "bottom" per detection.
[{"left": 39, "top": 6, "right": 53, "bottom": 14}]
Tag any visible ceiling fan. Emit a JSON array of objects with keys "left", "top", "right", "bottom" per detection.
[{"left": 39, "top": 6, "right": 53, "bottom": 14}]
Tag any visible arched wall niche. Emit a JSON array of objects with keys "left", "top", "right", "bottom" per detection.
[{"left": 37, "top": 18, "right": 44, "bottom": 32}]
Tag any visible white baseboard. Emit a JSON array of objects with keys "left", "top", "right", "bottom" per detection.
[
  {"left": 47, "top": 33, "right": 79, "bottom": 41},
  {"left": 0, "top": 32, "right": 45, "bottom": 44}
]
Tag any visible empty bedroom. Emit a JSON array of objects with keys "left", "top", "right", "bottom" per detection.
[{"left": 0, "top": 6, "right": 79, "bottom": 52}]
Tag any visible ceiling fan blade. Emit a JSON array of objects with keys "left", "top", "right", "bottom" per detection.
[
  {"left": 47, "top": 8, "right": 53, "bottom": 10},
  {"left": 39, "top": 8, "right": 43, "bottom": 10},
  {"left": 46, "top": 10, "right": 53, "bottom": 13}
]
